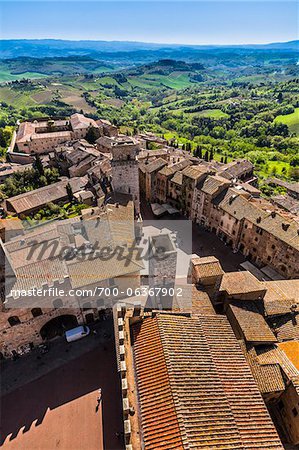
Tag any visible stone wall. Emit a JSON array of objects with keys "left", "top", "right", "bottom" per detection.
[
  {"left": 0, "top": 307, "right": 84, "bottom": 358},
  {"left": 111, "top": 160, "right": 140, "bottom": 214}
]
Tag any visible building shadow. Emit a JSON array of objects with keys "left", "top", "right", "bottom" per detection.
[{"left": 0, "top": 319, "right": 124, "bottom": 450}]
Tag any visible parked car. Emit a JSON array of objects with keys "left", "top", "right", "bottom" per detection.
[{"left": 65, "top": 325, "right": 90, "bottom": 343}]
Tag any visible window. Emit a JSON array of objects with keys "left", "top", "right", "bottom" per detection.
[
  {"left": 31, "top": 308, "right": 42, "bottom": 318},
  {"left": 292, "top": 407, "right": 298, "bottom": 417},
  {"left": 267, "top": 256, "right": 271, "bottom": 261},
  {"left": 8, "top": 316, "right": 21, "bottom": 326},
  {"left": 53, "top": 298, "right": 63, "bottom": 308},
  {"left": 272, "top": 244, "right": 276, "bottom": 250}
]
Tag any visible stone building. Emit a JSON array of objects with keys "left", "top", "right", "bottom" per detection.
[
  {"left": 238, "top": 209, "right": 299, "bottom": 279},
  {"left": 142, "top": 158, "right": 167, "bottom": 202},
  {"left": 110, "top": 136, "right": 141, "bottom": 215},
  {"left": 219, "top": 159, "right": 254, "bottom": 181},
  {"left": 168, "top": 171, "right": 184, "bottom": 210},
  {"left": 0, "top": 201, "right": 143, "bottom": 358},
  {"left": 217, "top": 273, "right": 299, "bottom": 447},
  {"left": 148, "top": 233, "right": 177, "bottom": 289},
  {"left": 190, "top": 255, "right": 224, "bottom": 288},
  {"left": 4, "top": 176, "right": 89, "bottom": 217},
  {"left": 96, "top": 119, "right": 118, "bottom": 137},
  {"left": 14, "top": 114, "right": 100, "bottom": 154},
  {"left": 181, "top": 166, "right": 214, "bottom": 218},
  {"left": 191, "top": 175, "right": 230, "bottom": 226},
  {"left": 155, "top": 159, "right": 190, "bottom": 204},
  {"left": 49, "top": 139, "right": 103, "bottom": 177}
]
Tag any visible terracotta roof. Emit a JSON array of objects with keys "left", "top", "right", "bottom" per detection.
[
  {"left": 273, "top": 313, "right": 299, "bottom": 342},
  {"left": 262, "top": 280, "right": 299, "bottom": 317},
  {"left": 201, "top": 175, "right": 230, "bottom": 196},
  {"left": 271, "top": 194, "right": 299, "bottom": 216},
  {"left": 67, "top": 251, "right": 143, "bottom": 288},
  {"left": 132, "top": 317, "right": 184, "bottom": 450},
  {"left": 191, "top": 285, "right": 216, "bottom": 315},
  {"left": 228, "top": 301, "right": 277, "bottom": 344},
  {"left": 240, "top": 342, "right": 285, "bottom": 394},
  {"left": 219, "top": 159, "right": 253, "bottom": 180},
  {"left": 0, "top": 218, "right": 24, "bottom": 232},
  {"left": 132, "top": 313, "right": 282, "bottom": 449},
  {"left": 144, "top": 158, "right": 167, "bottom": 174},
  {"left": 170, "top": 171, "right": 183, "bottom": 186},
  {"left": 70, "top": 113, "right": 98, "bottom": 130},
  {"left": 158, "top": 160, "right": 190, "bottom": 177},
  {"left": 182, "top": 165, "right": 207, "bottom": 180},
  {"left": 192, "top": 256, "right": 224, "bottom": 279},
  {"left": 13, "top": 257, "right": 68, "bottom": 293},
  {"left": 278, "top": 341, "right": 299, "bottom": 371},
  {"left": 257, "top": 344, "right": 299, "bottom": 395},
  {"left": 218, "top": 189, "right": 299, "bottom": 250},
  {"left": 5, "top": 177, "right": 88, "bottom": 214},
  {"left": 267, "top": 178, "right": 299, "bottom": 195},
  {"left": 220, "top": 271, "right": 266, "bottom": 297},
  {"left": 138, "top": 149, "right": 168, "bottom": 160},
  {"left": 15, "top": 121, "right": 36, "bottom": 143}
]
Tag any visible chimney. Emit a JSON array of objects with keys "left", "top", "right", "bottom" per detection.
[
  {"left": 282, "top": 223, "right": 290, "bottom": 231},
  {"left": 271, "top": 211, "right": 276, "bottom": 218},
  {"left": 256, "top": 217, "right": 261, "bottom": 224}
]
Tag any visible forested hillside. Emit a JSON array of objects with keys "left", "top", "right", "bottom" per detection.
[{"left": 0, "top": 49, "right": 298, "bottom": 193}]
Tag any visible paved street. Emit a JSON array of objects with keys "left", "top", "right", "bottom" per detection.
[{"left": 0, "top": 318, "right": 125, "bottom": 450}]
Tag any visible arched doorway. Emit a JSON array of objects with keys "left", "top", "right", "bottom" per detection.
[{"left": 40, "top": 315, "right": 78, "bottom": 340}]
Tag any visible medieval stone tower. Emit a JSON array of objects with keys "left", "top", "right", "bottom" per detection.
[{"left": 110, "top": 137, "right": 140, "bottom": 215}]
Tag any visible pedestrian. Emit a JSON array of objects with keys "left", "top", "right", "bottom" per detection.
[{"left": 97, "top": 388, "right": 102, "bottom": 404}]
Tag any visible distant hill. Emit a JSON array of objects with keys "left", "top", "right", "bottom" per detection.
[{"left": 0, "top": 39, "right": 298, "bottom": 60}]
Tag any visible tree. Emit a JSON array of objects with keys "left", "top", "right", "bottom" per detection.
[
  {"left": 277, "top": 92, "right": 283, "bottom": 103},
  {"left": 210, "top": 149, "right": 214, "bottom": 161},
  {"left": 289, "top": 155, "right": 299, "bottom": 167},
  {"left": 66, "top": 183, "right": 74, "bottom": 203},
  {"left": 85, "top": 126, "right": 100, "bottom": 144},
  {"left": 33, "top": 154, "right": 44, "bottom": 176},
  {"left": 224, "top": 156, "right": 228, "bottom": 164},
  {"left": 204, "top": 151, "right": 209, "bottom": 162},
  {"left": 220, "top": 156, "right": 224, "bottom": 163}
]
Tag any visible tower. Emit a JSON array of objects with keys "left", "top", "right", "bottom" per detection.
[{"left": 110, "top": 137, "right": 140, "bottom": 215}]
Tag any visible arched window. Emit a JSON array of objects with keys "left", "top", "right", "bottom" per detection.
[
  {"left": 8, "top": 316, "right": 21, "bottom": 326},
  {"left": 31, "top": 308, "right": 43, "bottom": 318},
  {"left": 53, "top": 298, "right": 63, "bottom": 308}
]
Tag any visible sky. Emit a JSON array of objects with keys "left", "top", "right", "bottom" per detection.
[{"left": 0, "top": 1, "right": 297, "bottom": 45}]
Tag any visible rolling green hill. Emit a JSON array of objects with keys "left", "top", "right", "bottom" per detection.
[{"left": 274, "top": 108, "right": 299, "bottom": 135}]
